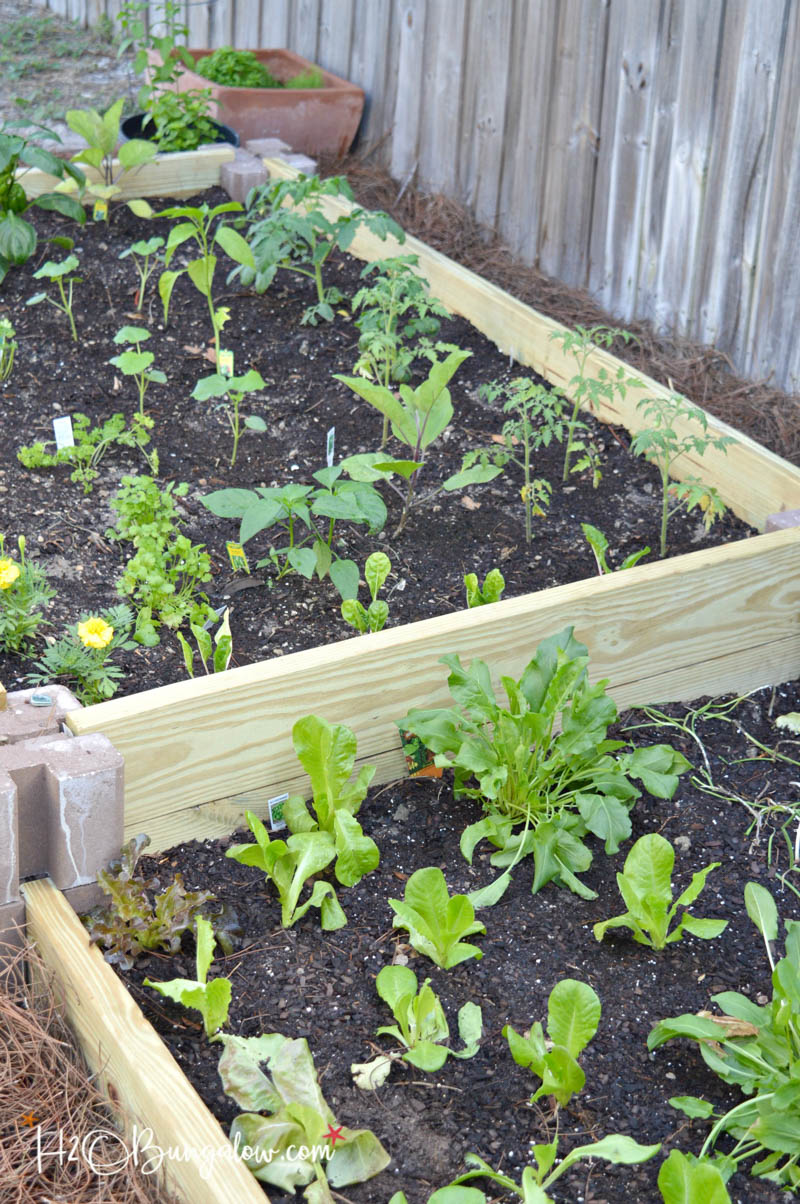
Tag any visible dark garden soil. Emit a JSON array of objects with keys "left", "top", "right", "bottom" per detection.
[
  {"left": 0, "top": 189, "right": 755, "bottom": 699},
  {"left": 113, "top": 678, "right": 800, "bottom": 1203}
]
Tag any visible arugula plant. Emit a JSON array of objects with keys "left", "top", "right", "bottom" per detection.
[
  {"left": 144, "top": 916, "right": 232, "bottom": 1040},
  {"left": 401, "top": 626, "right": 689, "bottom": 901},
  {"left": 119, "top": 235, "right": 164, "bottom": 311},
  {"left": 109, "top": 325, "right": 166, "bottom": 416},
  {"left": 236, "top": 173, "right": 405, "bottom": 325},
  {"left": 594, "top": 833, "right": 728, "bottom": 950},
  {"left": 201, "top": 465, "right": 386, "bottom": 600},
  {"left": 227, "top": 810, "right": 346, "bottom": 930},
  {"left": 65, "top": 99, "right": 156, "bottom": 211},
  {"left": 18, "top": 410, "right": 157, "bottom": 493},
  {"left": 27, "top": 604, "right": 137, "bottom": 704},
  {"left": 27, "top": 252, "right": 81, "bottom": 341},
  {"left": 337, "top": 349, "right": 501, "bottom": 535},
  {"left": 176, "top": 607, "right": 232, "bottom": 678},
  {"left": 464, "top": 568, "right": 505, "bottom": 608},
  {"left": 0, "top": 317, "right": 16, "bottom": 380},
  {"left": 341, "top": 551, "right": 391, "bottom": 634},
  {"left": 649, "top": 882, "right": 800, "bottom": 1190},
  {"left": 191, "top": 369, "right": 267, "bottom": 466},
  {"left": 504, "top": 978, "right": 601, "bottom": 1108},
  {"left": 218, "top": 1031, "right": 389, "bottom": 1193},
  {"left": 581, "top": 522, "right": 650, "bottom": 574},
  {"left": 389, "top": 866, "right": 485, "bottom": 968},
  {"left": 0, "top": 534, "right": 55, "bottom": 653},
  {"left": 549, "top": 324, "right": 640, "bottom": 482},
  {"left": 630, "top": 392, "right": 733, "bottom": 557}
]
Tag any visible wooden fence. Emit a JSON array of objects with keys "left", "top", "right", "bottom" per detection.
[{"left": 29, "top": 0, "right": 800, "bottom": 395}]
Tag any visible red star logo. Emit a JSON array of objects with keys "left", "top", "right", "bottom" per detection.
[
  {"left": 20, "top": 1113, "right": 38, "bottom": 1128},
  {"left": 323, "top": 1123, "right": 346, "bottom": 1147}
]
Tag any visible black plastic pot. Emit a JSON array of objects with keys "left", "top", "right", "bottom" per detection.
[{"left": 120, "top": 112, "right": 240, "bottom": 149}]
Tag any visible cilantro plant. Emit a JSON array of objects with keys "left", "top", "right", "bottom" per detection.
[
  {"left": 581, "top": 522, "right": 650, "bottom": 573},
  {"left": 464, "top": 568, "right": 505, "bottom": 608},
  {"left": 176, "top": 608, "right": 232, "bottom": 678},
  {"left": 201, "top": 465, "right": 386, "bottom": 600},
  {"left": 594, "top": 833, "right": 728, "bottom": 950},
  {"left": 0, "top": 533, "right": 55, "bottom": 653},
  {"left": 0, "top": 317, "right": 16, "bottom": 380},
  {"left": 144, "top": 916, "right": 232, "bottom": 1040},
  {"left": 218, "top": 1031, "right": 389, "bottom": 1193},
  {"left": 630, "top": 392, "right": 733, "bottom": 557},
  {"left": 236, "top": 173, "right": 405, "bottom": 325},
  {"left": 18, "top": 410, "right": 157, "bottom": 494},
  {"left": 109, "top": 326, "right": 166, "bottom": 416},
  {"left": 191, "top": 369, "right": 267, "bottom": 466},
  {"left": 389, "top": 866, "right": 486, "bottom": 968},
  {"left": 119, "top": 235, "right": 164, "bottom": 311},
  {"left": 338, "top": 349, "right": 501, "bottom": 535},
  {"left": 401, "top": 626, "right": 689, "bottom": 900},
  {"left": 649, "top": 882, "right": 800, "bottom": 1190},
  {"left": 27, "top": 604, "right": 136, "bottom": 704},
  {"left": 504, "top": 978, "right": 601, "bottom": 1108},
  {"left": 341, "top": 551, "right": 391, "bottom": 634},
  {"left": 65, "top": 99, "right": 156, "bottom": 212},
  {"left": 26, "top": 252, "right": 82, "bottom": 341}
]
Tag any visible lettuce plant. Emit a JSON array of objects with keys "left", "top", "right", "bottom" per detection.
[
  {"left": 594, "top": 833, "right": 728, "bottom": 950},
  {"left": 341, "top": 551, "right": 391, "bottom": 634},
  {"left": 504, "top": 978, "right": 600, "bottom": 1108},
  {"left": 581, "top": 522, "right": 650, "bottom": 574},
  {"left": 144, "top": 916, "right": 231, "bottom": 1040},
  {"left": 464, "top": 568, "right": 505, "bottom": 608},
  {"left": 389, "top": 866, "right": 485, "bottom": 968},
  {"left": 401, "top": 626, "right": 689, "bottom": 900},
  {"left": 657, "top": 1150, "right": 732, "bottom": 1204}
]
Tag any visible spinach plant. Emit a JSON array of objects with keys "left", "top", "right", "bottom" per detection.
[
  {"left": 109, "top": 325, "right": 166, "bottom": 416},
  {"left": 227, "top": 810, "right": 345, "bottom": 930},
  {"left": 176, "top": 608, "right": 232, "bottom": 678},
  {"left": 550, "top": 324, "right": 640, "bottom": 482},
  {"left": 27, "top": 604, "right": 136, "bottom": 704},
  {"left": 0, "top": 533, "right": 55, "bottom": 653},
  {"left": 464, "top": 568, "right": 505, "bottom": 608},
  {"left": 218, "top": 1031, "right": 389, "bottom": 1193},
  {"left": 341, "top": 551, "right": 391, "bottom": 634},
  {"left": 236, "top": 173, "right": 405, "bottom": 324},
  {"left": 389, "top": 866, "right": 485, "bottom": 968},
  {"left": 504, "top": 978, "right": 600, "bottom": 1108},
  {"left": 27, "top": 252, "right": 81, "bottom": 341},
  {"left": 594, "top": 833, "right": 728, "bottom": 950},
  {"left": 337, "top": 349, "right": 501, "bottom": 535},
  {"left": 630, "top": 392, "right": 733, "bottom": 557},
  {"left": 65, "top": 98, "right": 155, "bottom": 211},
  {"left": 581, "top": 522, "right": 650, "bottom": 573},
  {"left": 18, "top": 410, "right": 157, "bottom": 493},
  {"left": 649, "top": 882, "right": 800, "bottom": 1190},
  {"left": 191, "top": 369, "right": 267, "bottom": 466},
  {"left": 0, "top": 317, "right": 16, "bottom": 380},
  {"left": 201, "top": 466, "right": 386, "bottom": 600},
  {"left": 401, "top": 626, "right": 689, "bottom": 900},
  {"left": 119, "top": 235, "right": 164, "bottom": 311},
  {"left": 144, "top": 916, "right": 231, "bottom": 1040}
]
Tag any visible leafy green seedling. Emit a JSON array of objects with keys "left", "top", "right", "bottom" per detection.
[
  {"left": 18, "top": 410, "right": 157, "bottom": 493},
  {"left": 630, "top": 392, "right": 734, "bottom": 557},
  {"left": 657, "top": 1150, "right": 732, "bottom": 1204},
  {"left": 283, "top": 714, "right": 379, "bottom": 888},
  {"left": 176, "top": 608, "right": 232, "bottom": 677},
  {"left": 27, "top": 252, "right": 81, "bottom": 341},
  {"left": 65, "top": 98, "right": 156, "bottom": 211},
  {"left": 464, "top": 568, "right": 505, "bottom": 608},
  {"left": 594, "top": 833, "right": 728, "bottom": 950},
  {"left": 0, "top": 317, "right": 16, "bottom": 380},
  {"left": 341, "top": 551, "right": 391, "bottom": 633},
  {"left": 191, "top": 369, "right": 267, "bottom": 466},
  {"left": 119, "top": 235, "right": 164, "bottom": 310},
  {"left": 144, "top": 916, "right": 231, "bottom": 1040},
  {"left": 504, "top": 978, "right": 600, "bottom": 1108},
  {"left": 402, "top": 626, "right": 689, "bottom": 901},
  {"left": 226, "top": 810, "right": 346, "bottom": 930},
  {"left": 581, "top": 523, "right": 650, "bottom": 574},
  {"left": 109, "top": 325, "right": 166, "bottom": 416},
  {"left": 389, "top": 866, "right": 485, "bottom": 968}
]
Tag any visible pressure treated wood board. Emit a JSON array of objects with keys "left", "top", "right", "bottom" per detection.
[
  {"left": 264, "top": 158, "right": 800, "bottom": 531},
  {"left": 22, "top": 877, "right": 267, "bottom": 1204},
  {"left": 18, "top": 145, "right": 235, "bottom": 203},
  {"left": 68, "top": 529, "right": 800, "bottom": 853}
]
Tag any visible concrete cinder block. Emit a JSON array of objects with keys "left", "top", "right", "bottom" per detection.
[
  {"left": 0, "top": 684, "right": 82, "bottom": 747},
  {"left": 278, "top": 152, "right": 318, "bottom": 175},
  {"left": 244, "top": 136, "right": 291, "bottom": 157},
  {"left": 765, "top": 509, "right": 800, "bottom": 532},
  {"left": 220, "top": 147, "right": 269, "bottom": 203}
]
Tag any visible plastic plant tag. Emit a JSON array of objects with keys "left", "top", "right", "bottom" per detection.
[
  {"left": 326, "top": 426, "right": 335, "bottom": 467},
  {"left": 397, "top": 727, "right": 442, "bottom": 779},
  {"left": 218, "top": 348, "right": 234, "bottom": 378},
  {"left": 52, "top": 415, "right": 74, "bottom": 449},
  {"left": 226, "top": 541, "right": 250, "bottom": 573},
  {"left": 92, "top": 199, "right": 109, "bottom": 222},
  {"left": 267, "top": 792, "right": 288, "bottom": 830}
]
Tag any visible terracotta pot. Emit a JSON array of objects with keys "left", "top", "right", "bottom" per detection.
[{"left": 147, "top": 48, "right": 364, "bottom": 157}]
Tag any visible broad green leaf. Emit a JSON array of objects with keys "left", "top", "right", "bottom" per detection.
[
  {"left": 576, "top": 791, "right": 632, "bottom": 854},
  {"left": 376, "top": 965, "right": 418, "bottom": 1013},
  {"left": 547, "top": 979, "right": 601, "bottom": 1057},
  {"left": 467, "top": 870, "right": 512, "bottom": 909},
  {"left": 0, "top": 213, "right": 36, "bottom": 264},
  {"left": 287, "top": 546, "right": 316, "bottom": 578},
  {"left": 325, "top": 1126, "right": 390, "bottom": 1186},
  {"left": 442, "top": 462, "right": 502, "bottom": 490},
  {"left": 669, "top": 1096, "right": 715, "bottom": 1118},
  {"left": 647, "top": 1013, "right": 738, "bottom": 1052},
  {"left": 158, "top": 268, "right": 182, "bottom": 324},
  {"left": 745, "top": 881, "right": 778, "bottom": 947},
  {"left": 657, "top": 1150, "right": 732, "bottom": 1204},
  {"left": 118, "top": 137, "right": 157, "bottom": 170},
  {"left": 329, "top": 557, "right": 360, "bottom": 600},
  {"left": 618, "top": 832, "right": 674, "bottom": 902},
  {"left": 215, "top": 223, "right": 255, "bottom": 268},
  {"left": 195, "top": 915, "right": 215, "bottom": 983},
  {"left": 332, "top": 810, "right": 379, "bottom": 886},
  {"left": 679, "top": 915, "right": 728, "bottom": 940},
  {"left": 201, "top": 487, "right": 259, "bottom": 518},
  {"left": 365, "top": 550, "right": 391, "bottom": 596},
  {"left": 403, "top": 1041, "right": 449, "bottom": 1071},
  {"left": 557, "top": 1134, "right": 661, "bottom": 1175},
  {"left": 186, "top": 253, "right": 216, "bottom": 297},
  {"left": 674, "top": 862, "right": 721, "bottom": 909},
  {"left": 532, "top": 1045, "right": 585, "bottom": 1106},
  {"left": 240, "top": 497, "right": 284, "bottom": 542}
]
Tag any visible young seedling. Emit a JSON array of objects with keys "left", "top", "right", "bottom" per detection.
[
  {"left": 0, "top": 317, "right": 16, "bottom": 380},
  {"left": 144, "top": 916, "right": 232, "bottom": 1040},
  {"left": 18, "top": 410, "right": 157, "bottom": 493},
  {"left": 504, "top": 978, "right": 601, "bottom": 1108},
  {"left": 341, "top": 551, "right": 391, "bottom": 633},
  {"left": 388, "top": 866, "right": 485, "bottom": 968},
  {"left": 464, "top": 568, "right": 505, "bottom": 608},
  {"left": 176, "top": 608, "right": 232, "bottom": 678},
  {"left": 27, "top": 252, "right": 81, "bottom": 341},
  {"left": 594, "top": 833, "right": 727, "bottom": 950},
  {"left": 109, "top": 326, "right": 166, "bottom": 416},
  {"left": 119, "top": 235, "right": 165, "bottom": 310},
  {"left": 65, "top": 98, "right": 156, "bottom": 214},
  {"left": 630, "top": 391, "right": 733, "bottom": 557},
  {"left": 191, "top": 369, "right": 267, "bottom": 466},
  {"left": 581, "top": 523, "right": 650, "bottom": 574}
]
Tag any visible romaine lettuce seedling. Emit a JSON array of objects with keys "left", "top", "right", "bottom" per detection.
[
  {"left": 389, "top": 866, "right": 485, "bottom": 968},
  {"left": 594, "top": 833, "right": 728, "bottom": 949},
  {"left": 341, "top": 551, "right": 391, "bottom": 633},
  {"left": 464, "top": 568, "right": 505, "bottom": 608},
  {"left": 504, "top": 978, "right": 601, "bottom": 1108},
  {"left": 581, "top": 523, "right": 650, "bottom": 574},
  {"left": 144, "top": 915, "right": 231, "bottom": 1040}
]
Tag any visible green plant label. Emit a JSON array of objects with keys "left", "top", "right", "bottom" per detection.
[
  {"left": 52, "top": 415, "right": 75, "bottom": 449},
  {"left": 326, "top": 425, "right": 335, "bottom": 467},
  {"left": 92, "top": 199, "right": 109, "bottom": 222},
  {"left": 218, "top": 348, "right": 234, "bottom": 378},
  {"left": 268, "top": 792, "right": 288, "bottom": 830},
  {"left": 225, "top": 541, "right": 250, "bottom": 573},
  {"left": 397, "top": 726, "right": 441, "bottom": 778}
]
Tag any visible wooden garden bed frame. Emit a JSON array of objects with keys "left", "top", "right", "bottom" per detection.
[{"left": 18, "top": 144, "right": 235, "bottom": 203}]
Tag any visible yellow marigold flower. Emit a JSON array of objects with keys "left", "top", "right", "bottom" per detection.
[
  {"left": 0, "top": 558, "right": 21, "bottom": 589},
  {"left": 78, "top": 617, "right": 114, "bottom": 650}
]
